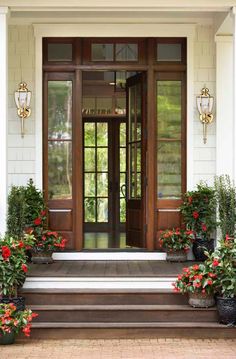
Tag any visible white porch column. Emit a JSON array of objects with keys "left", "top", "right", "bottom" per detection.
[
  {"left": 215, "top": 35, "right": 233, "bottom": 177},
  {"left": 233, "top": 8, "right": 236, "bottom": 182},
  {"left": 0, "top": 7, "right": 9, "bottom": 236}
]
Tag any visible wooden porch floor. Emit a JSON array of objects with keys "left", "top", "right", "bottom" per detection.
[{"left": 28, "top": 260, "right": 197, "bottom": 278}]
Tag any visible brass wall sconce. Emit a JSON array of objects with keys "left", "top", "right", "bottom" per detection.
[
  {"left": 14, "top": 82, "right": 32, "bottom": 138},
  {"left": 196, "top": 86, "right": 214, "bottom": 144}
]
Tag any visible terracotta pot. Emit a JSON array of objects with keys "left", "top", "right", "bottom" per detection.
[
  {"left": 188, "top": 292, "right": 215, "bottom": 308},
  {"left": 31, "top": 251, "right": 53, "bottom": 264},
  {"left": 0, "top": 331, "right": 16, "bottom": 345},
  {"left": 166, "top": 250, "right": 187, "bottom": 262},
  {"left": 216, "top": 296, "right": 236, "bottom": 325},
  {"left": 192, "top": 238, "right": 215, "bottom": 261}
]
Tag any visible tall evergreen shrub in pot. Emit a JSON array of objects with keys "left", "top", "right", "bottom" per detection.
[
  {"left": 7, "top": 179, "right": 45, "bottom": 239},
  {"left": 180, "top": 184, "right": 216, "bottom": 261},
  {"left": 214, "top": 175, "right": 236, "bottom": 238}
]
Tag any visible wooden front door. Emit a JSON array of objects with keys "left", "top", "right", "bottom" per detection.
[{"left": 126, "top": 73, "right": 147, "bottom": 248}]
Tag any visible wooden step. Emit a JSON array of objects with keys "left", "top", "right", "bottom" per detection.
[
  {"left": 28, "top": 322, "right": 236, "bottom": 339},
  {"left": 20, "top": 288, "right": 188, "bottom": 306},
  {"left": 30, "top": 304, "right": 218, "bottom": 323}
]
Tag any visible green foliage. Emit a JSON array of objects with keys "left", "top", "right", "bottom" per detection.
[
  {"left": 159, "top": 228, "right": 194, "bottom": 252},
  {"left": 214, "top": 175, "right": 236, "bottom": 238},
  {"left": 174, "top": 263, "right": 216, "bottom": 295},
  {"left": 7, "top": 179, "right": 45, "bottom": 239},
  {"left": 0, "top": 303, "right": 37, "bottom": 337},
  {"left": 180, "top": 183, "right": 216, "bottom": 240},
  {"left": 7, "top": 186, "right": 27, "bottom": 239},
  {"left": 24, "top": 179, "right": 45, "bottom": 227},
  {"left": 0, "top": 235, "right": 34, "bottom": 297},
  {"left": 206, "top": 238, "right": 236, "bottom": 298}
]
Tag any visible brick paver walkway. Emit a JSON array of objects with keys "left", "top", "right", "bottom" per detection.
[{"left": 0, "top": 338, "right": 236, "bottom": 359}]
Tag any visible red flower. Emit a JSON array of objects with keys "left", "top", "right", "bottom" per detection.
[
  {"left": 192, "top": 211, "right": 199, "bottom": 219},
  {"left": 21, "top": 264, "right": 28, "bottom": 273},
  {"left": 192, "top": 264, "right": 199, "bottom": 271},
  {"left": 34, "top": 217, "right": 42, "bottom": 226},
  {"left": 201, "top": 223, "right": 207, "bottom": 232},
  {"left": 188, "top": 196, "right": 193, "bottom": 204},
  {"left": 193, "top": 281, "right": 201, "bottom": 288},
  {"left": 212, "top": 259, "right": 219, "bottom": 267},
  {"left": 1, "top": 246, "right": 11, "bottom": 260},
  {"left": 40, "top": 210, "right": 46, "bottom": 216},
  {"left": 207, "top": 279, "right": 213, "bottom": 286},
  {"left": 225, "top": 234, "right": 231, "bottom": 241},
  {"left": 209, "top": 272, "right": 217, "bottom": 278},
  {"left": 22, "top": 324, "right": 31, "bottom": 337},
  {"left": 18, "top": 241, "right": 24, "bottom": 248}
]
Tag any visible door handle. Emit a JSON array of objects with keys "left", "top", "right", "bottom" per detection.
[{"left": 121, "top": 184, "right": 127, "bottom": 198}]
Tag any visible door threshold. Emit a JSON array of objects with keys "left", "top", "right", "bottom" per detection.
[{"left": 53, "top": 252, "right": 166, "bottom": 261}]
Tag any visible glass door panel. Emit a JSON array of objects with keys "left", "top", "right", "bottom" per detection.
[
  {"left": 126, "top": 73, "right": 146, "bottom": 248},
  {"left": 84, "top": 121, "right": 109, "bottom": 223},
  {"left": 83, "top": 118, "right": 127, "bottom": 248},
  {"left": 157, "top": 80, "right": 182, "bottom": 200}
]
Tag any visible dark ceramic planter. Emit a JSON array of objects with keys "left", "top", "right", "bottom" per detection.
[
  {"left": 192, "top": 238, "right": 215, "bottom": 261},
  {"left": 31, "top": 251, "right": 53, "bottom": 264},
  {"left": 188, "top": 292, "right": 215, "bottom": 308},
  {"left": 0, "top": 296, "right": 25, "bottom": 311},
  {"left": 0, "top": 331, "right": 16, "bottom": 345},
  {"left": 216, "top": 296, "right": 236, "bottom": 325},
  {"left": 166, "top": 250, "right": 187, "bottom": 262}
]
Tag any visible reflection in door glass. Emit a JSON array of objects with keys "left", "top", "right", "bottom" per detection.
[
  {"left": 157, "top": 80, "right": 182, "bottom": 199},
  {"left": 48, "top": 141, "right": 72, "bottom": 200}
]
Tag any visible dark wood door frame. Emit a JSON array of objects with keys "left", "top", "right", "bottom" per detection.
[{"left": 43, "top": 37, "right": 186, "bottom": 251}]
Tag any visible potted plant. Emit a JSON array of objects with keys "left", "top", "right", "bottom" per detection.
[
  {"left": 26, "top": 211, "right": 67, "bottom": 264},
  {"left": 0, "top": 235, "right": 33, "bottom": 310},
  {"left": 159, "top": 228, "right": 194, "bottom": 262},
  {"left": 173, "top": 263, "right": 216, "bottom": 307},
  {"left": 206, "top": 238, "right": 236, "bottom": 325},
  {"left": 180, "top": 183, "right": 216, "bottom": 261},
  {"left": 0, "top": 303, "right": 38, "bottom": 345},
  {"left": 7, "top": 179, "right": 45, "bottom": 240},
  {"left": 214, "top": 175, "right": 236, "bottom": 238}
]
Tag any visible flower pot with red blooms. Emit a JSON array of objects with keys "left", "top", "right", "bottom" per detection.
[
  {"left": 29, "top": 229, "right": 67, "bottom": 264},
  {"left": 159, "top": 228, "right": 194, "bottom": 262},
  {"left": 0, "top": 235, "right": 34, "bottom": 310},
  {"left": 25, "top": 210, "right": 67, "bottom": 264},
  {"left": 206, "top": 238, "right": 236, "bottom": 324},
  {"left": 173, "top": 263, "right": 216, "bottom": 308},
  {"left": 180, "top": 184, "right": 216, "bottom": 261},
  {"left": 0, "top": 303, "right": 38, "bottom": 345}
]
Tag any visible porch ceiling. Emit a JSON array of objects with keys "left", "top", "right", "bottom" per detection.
[
  {"left": 1, "top": 0, "right": 235, "bottom": 12},
  {"left": 8, "top": 9, "right": 228, "bottom": 27}
]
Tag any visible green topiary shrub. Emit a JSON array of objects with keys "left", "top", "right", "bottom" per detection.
[{"left": 7, "top": 179, "right": 46, "bottom": 239}]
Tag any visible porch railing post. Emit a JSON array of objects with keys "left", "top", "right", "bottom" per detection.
[
  {"left": 215, "top": 32, "right": 233, "bottom": 177},
  {"left": 233, "top": 8, "right": 236, "bottom": 183},
  {"left": 0, "top": 7, "right": 9, "bottom": 236}
]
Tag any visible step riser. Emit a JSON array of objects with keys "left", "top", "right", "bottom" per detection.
[
  {"left": 26, "top": 327, "right": 236, "bottom": 340},
  {"left": 32, "top": 310, "right": 218, "bottom": 323},
  {"left": 23, "top": 293, "right": 188, "bottom": 306}
]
